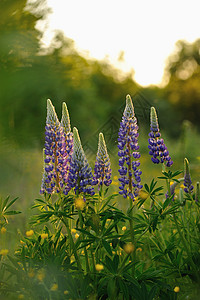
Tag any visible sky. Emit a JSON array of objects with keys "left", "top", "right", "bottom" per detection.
[{"left": 39, "top": 0, "right": 200, "bottom": 87}]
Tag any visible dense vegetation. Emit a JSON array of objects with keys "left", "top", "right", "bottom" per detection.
[{"left": 0, "top": 1, "right": 200, "bottom": 299}]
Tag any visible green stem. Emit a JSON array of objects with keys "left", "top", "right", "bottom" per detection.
[
  {"left": 129, "top": 198, "right": 136, "bottom": 277},
  {"left": 78, "top": 210, "right": 90, "bottom": 273},
  {"left": 61, "top": 217, "right": 82, "bottom": 272}
]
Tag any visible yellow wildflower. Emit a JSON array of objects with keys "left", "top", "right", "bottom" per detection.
[
  {"left": 1, "top": 227, "right": 6, "bottom": 234},
  {"left": 113, "top": 176, "right": 118, "bottom": 180},
  {"left": 75, "top": 197, "right": 85, "bottom": 210},
  {"left": 51, "top": 283, "right": 58, "bottom": 291},
  {"left": 75, "top": 233, "right": 79, "bottom": 239},
  {"left": 41, "top": 233, "right": 48, "bottom": 239},
  {"left": 26, "top": 230, "right": 34, "bottom": 237},
  {"left": 64, "top": 290, "right": 69, "bottom": 295},
  {"left": 71, "top": 228, "right": 76, "bottom": 234},
  {"left": 174, "top": 286, "right": 180, "bottom": 293},
  {"left": 122, "top": 226, "right": 127, "bottom": 231},
  {"left": 95, "top": 264, "right": 104, "bottom": 271},
  {"left": 18, "top": 294, "right": 24, "bottom": 299},
  {"left": 123, "top": 243, "right": 134, "bottom": 254},
  {"left": 0, "top": 249, "right": 9, "bottom": 256}
]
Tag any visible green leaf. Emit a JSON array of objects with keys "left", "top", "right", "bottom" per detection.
[
  {"left": 102, "top": 239, "right": 112, "bottom": 256},
  {"left": 4, "top": 210, "right": 21, "bottom": 215},
  {"left": 4, "top": 197, "right": 18, "bottom": 211},
  {"left": 105, "top": 255, "right": 115, "bottom": 273},
  {"left": 117, "top": 278, "right": 129, "bottom": 300},
  {"left": 2, "top": 196, "right": 10, "bottom": 210}
]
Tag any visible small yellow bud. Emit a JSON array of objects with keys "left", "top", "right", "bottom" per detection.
[
  {"left": 20, "top": 240, "right": 25, "bottom": 245},
  {"left": 41, "top": 233, "right": 48, "bottom": 239},
  {"left": 18, "top": 294, "right": 24, "bottom": 299},
  {"left": 95, "top": 264, "right": 104, "bottom": 271},
  {"left": 71, "top": 228, "right": 76, "bottom": 234},
  {"left": 1, "top": 227, "right": 6, "bottom": 234},
  {"left": 170, "top": 182, "right": 174, "bottom": 186},
  {"left": 180, "top": 184, "right": 185, "bottom": 189},
  {"left": 81, "top": 250, "right": 84, "bottom": 254},
  {"left": 75, "top": 233, "right": 79, "bottom": 239},
  {"left": 122, "top": 226, "right": 127, "bottom": 231},
  {"left": 64, "top": 290, "right": 69, "bottom": 295},
  {"left": 26, "top": 230, "right": 34, "bottom": 237},
  {"left": 113, "top": 176, "right": 118, "bottom": 180},
  {"left": 51, "top": 283, "right": 58, "bottom": 291},
  {"left": 123, "top": 243, "right": 134, "bottom": 254},
  {"left": 0, "top": 249, "right": 9, "bottom": 256},
  {"left": 173, "top": 229, "right": 177, "bottom": 234},
  {"left": 174, "top": 286, "right": 180, "bottom": 293},
  {"left": 137, "top": 247, "right": 142, "bottom": 252},
  {"left": 75, "top": 197, "right": 85, "bottom": 210}
]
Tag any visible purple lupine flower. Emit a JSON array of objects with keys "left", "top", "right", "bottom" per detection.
[
  {"left": 148, "top": 107, "right": 173, "bottom": 167},
  {"left": 118, "top": 95, "right": 142, "bottom": 200},
  {"left": 60, "top": 102, "right": 73, "bottom": 185},
  {"left": 63, "top": 127, "right": 94, "bottom": 196},
  {"left": 183, "top": 158, "right": 194, "bottom": 194},
  {"left": 40, "top": 99, "right": 67, "bottom": 194},
  {"left": 93, "top": 133, "right": 112, "bottom": 189}
]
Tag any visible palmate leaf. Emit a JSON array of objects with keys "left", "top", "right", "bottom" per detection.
[{"left": 1, "top": 197, "right": 20, "bottom": 212}]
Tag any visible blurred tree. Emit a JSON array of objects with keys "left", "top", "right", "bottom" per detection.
[
  {"left": 163, "top": 39, "right": 200, "bottom": 130},
  {"left": 0, "top": 0, "right": 139, "bottom": 146}
]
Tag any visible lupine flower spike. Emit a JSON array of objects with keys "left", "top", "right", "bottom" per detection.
[
  {"left": 40, "top": 99, "right": 67, "bottom": 194},
  {"left": 148, "top": 107, "right": 173, "bottom": 167},
  {"left": 93, "top": 133, "right": 112, "bottom": 189},
  {"left": 60, "top": 102, "right": 73, "bottom": 183},
  {"left": 184, "top": 158, "right": 194, "bottom": 194},
  {"left": 118, "top": 95, "right": 142, "bottom": 200},
  {"left": 64, "top": 127, "right": 94, "bottom": 196}
]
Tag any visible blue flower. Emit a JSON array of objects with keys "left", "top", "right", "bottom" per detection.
[
  {"left": 148, "top": 107, "right": 173, "bottom": 167},
  {"left": 93, "top": 133, "right": 112, "bottom": 189},
  {"left": 183, "top": 158, "right": 194, "bottom": 194},
  {"left": 40, "top": 99, "right": 68, "bottom": 194},
  {"left": 118, "top": 95, "right": 142, "bottom": 200},
  {"left": 63, "top": 127, "right": 94, "bottom": 196}
]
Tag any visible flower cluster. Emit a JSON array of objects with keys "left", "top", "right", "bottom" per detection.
[
  {"left": 183, "top": 158, "right": 194, "bottom": 194},
  {"left": 93, "top": 133, "right": 112, "bottom": 189},
  {"left": 63, "top": 127, "right": 94, "bottom": 196},
  {"left": 148, "top": 107, "right": 173, "bottom": 167},
  {"left": 40, "top": 99, "right": 69, "bottom": 194},
  {"left": 118, "top": 95, "right": 142, "bottom": 200}
]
